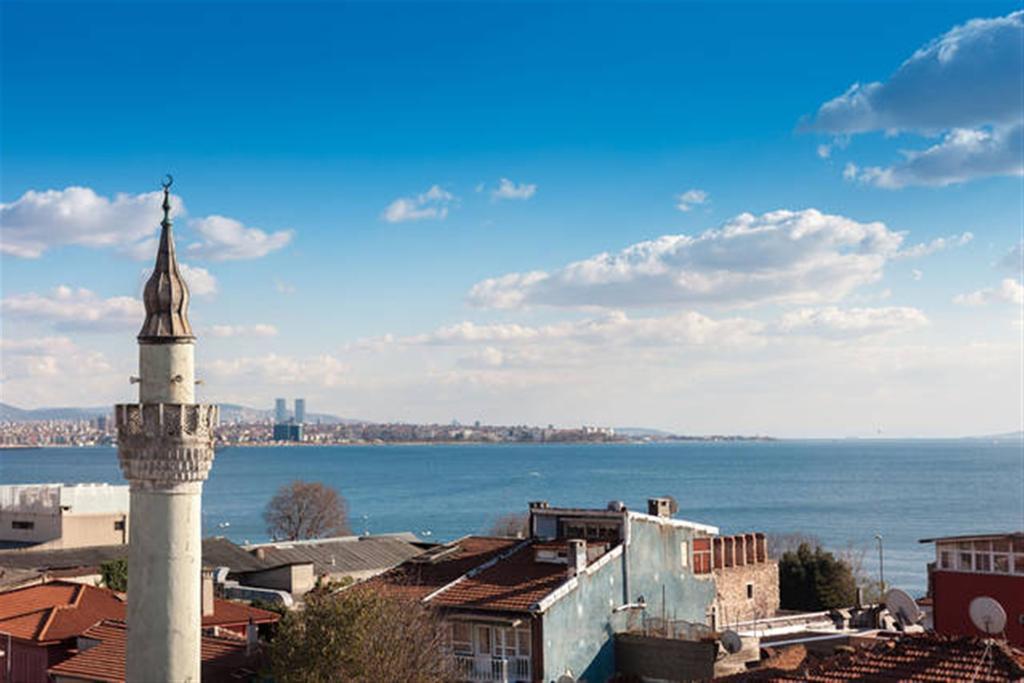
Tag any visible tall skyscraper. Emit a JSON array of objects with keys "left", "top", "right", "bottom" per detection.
[
  {"left": 115, "top": 177, "right": 217, "bottom": 682},
  {"left": 275, "top": 397, "right": 288, "bottom": 423},
  {"left": 294, "top": 398, "right": 306, "bottom": 424}
]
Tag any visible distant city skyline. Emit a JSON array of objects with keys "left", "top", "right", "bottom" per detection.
[{"left": 1, "top": 2, "right": 1021, "bottom": 437}]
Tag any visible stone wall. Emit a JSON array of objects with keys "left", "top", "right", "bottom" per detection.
[{"left": 713, "top": 561, "right": 780, "bottom": 627}]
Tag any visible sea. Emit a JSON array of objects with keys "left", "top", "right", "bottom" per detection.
[{"left": 2, "top": 440, "right": 1021, "bottom": 595}]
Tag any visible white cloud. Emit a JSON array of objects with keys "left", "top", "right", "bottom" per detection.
[
  {"left": 778, "top": 306, "right": 929, "bottom": 338},
  {"left": 209, "top": 324, "right": 278, "bottom": 338},
  {"left": 394, "top": 310, "right": 765, "bottom": 350},
  {"left": 953, "top": 278, "right": 1024, "bottom": 306},
  {"left": 187, "top": 215, "right": 293, "bottom": 261},
  {"left": 207, "top": 353, "right": 348, "bottom": 388},
  {"left": 1, "top": 286, "right": 143, "bottom": 332},
  {"left": 1000, "top": 242, "right": 1023, "bottom": 275},
  {"left": 809, "top": 10, "right": 1023, "bottom": 187},
  {"left": 274, "top": 279, "right": 297, "bottom": 294},
  {"left": 468, "top": 209, "right": 904, "bottom": 310},
  {"left": 491, "top": 178, "right": 537, "bottom": 201},
  {"left": 895, "top": 231, "right": 973, "bottom": 258},
  {"left": 0, "top": 186, "right": 178, "bottom": 258},
  {"left": 675, "top": 188, "right": 709, "bottom": 212},
  {"left": 816, "top": 144, "right": 832, "bottom": 159},
  {"left": 911, "top": 269, "right": 923, "bottom": 281},
  {"left": 382, "top": 185, "right": 456, "bottom": 223},
  {"left": 811, "top": 11, "right": 1022, "bottom": 134},
  {"left": 850, "top": 125, "right": 1023, "bottom": 188},
  {"left": 178, "top": 263, "right": 218, "bottom": 296}
]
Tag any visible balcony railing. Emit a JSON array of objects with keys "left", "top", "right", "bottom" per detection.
[{"left": 453, "top": 654, "right": 531, "bottom": 682}]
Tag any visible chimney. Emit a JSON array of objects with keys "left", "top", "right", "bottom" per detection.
[
  {"left": 201, "top": 569, "right": 215, "bottom": 617},
  {"left": 567, "top": 539, "right": 587, "bottom": 578},
  {"left": 245, "top": 619, "right": 258, "bottom": 655},
  {"left": 648, "top": 497, "right": 673, "bottom": 518},
  {"left": 528, "top": 501, "right": 549, "bottom": 510}
]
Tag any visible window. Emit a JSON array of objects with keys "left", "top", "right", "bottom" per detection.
[
  {"left": 11, "top": 520, "right": 34, "bottom": 530},
  {"left": 680, "top": 541, "right": 689, "bottom": 568},
  {"left": 693, "top": 538, "right": 712, "bottom": 574},
  {"left": 450, "top": 623, "right": 471, "bottom": 655},
  {"left": 994, "top": 554, "right": 1010, "bottom": 573},
  {"left": 976, "top": 553, "right": 992, "bottom": 572},
  {"left": 939, "top": 550, "right": 953, "bottom": 569},
  {"left": 114, "top": 520, "right": 126, "bottom": 531},
  {"left": 495, "top": 628, "right": 517, "bottom": 658},
  {"left": 1014, "top": 555, "right": 1024, "bottom": 574},
  {"left": 475, "top": 626, "right": 492, "bottom": 656},
  {"left": 746, "top": 583, "right": 754, "bottom": 600},
  {"left": 515, "top": 627, "right": 531, "bottom": 657},
  {"left": 959, "top": 553, "right": 973, "bottom": 571}
]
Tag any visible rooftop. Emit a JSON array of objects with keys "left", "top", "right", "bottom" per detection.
[
  {"left": 243, "top": 533, "right": 428, "bottom": 577},
  {"left": 721, "top": 634, "right": 1024, "bottom": 682},
  {"left": 368, "top": 536, "right": 617, "bottom": 614},
  {"left": 0, "top": 580, "right": 278, "bottom": 643},
  {"left": 48, "top": 620, "right": 259, "bottom": 683}
]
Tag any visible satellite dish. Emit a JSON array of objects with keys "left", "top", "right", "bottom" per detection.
[
  {"left": 884, "top": 588, "right": 923, "bottom": 627},
  {"left": 969, "top": 596, "right": 1007, "bottom": 635},
  {"left": 720, "top": 629, "right": 743, "bottom": 654}
]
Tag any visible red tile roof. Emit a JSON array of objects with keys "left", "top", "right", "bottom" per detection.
[
  {"left": 366, "top": 536, "right": 520, "bottom": 602},
  {"left": 48, "top": 620, "right": 259, "bottom": 683},
  {"left": 429, "top": 541, "right": 572, "bottom": 612},
  {"left": 0, "top": 580, "right": 278, "bottom": 644},
  {"left": 722, "top": 634, "right": 1024, "bottom": 682},
  {"left": 368, "top": 536, "right": 616, "bottom": 614}
]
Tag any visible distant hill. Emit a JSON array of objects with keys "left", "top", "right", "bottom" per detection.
[
  {"left": 0, "top": 402, "right": 359, "bottom": 425},
  {"left": 963, "top": 430, "right": 1024, "bottom": 442},
  {"left": 0, "top": 403, "right": 110, "bottom": 422}
]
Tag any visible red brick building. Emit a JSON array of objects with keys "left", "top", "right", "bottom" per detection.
[{"left": 920, "top": 532, "right": 1024, "bottom": 646}]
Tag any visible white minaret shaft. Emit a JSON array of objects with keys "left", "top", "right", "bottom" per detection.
[{"left": 116, "top": 176, "right": 217, "bottom": 683}]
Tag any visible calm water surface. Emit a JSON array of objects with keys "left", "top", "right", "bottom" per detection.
[{"left": 2, "top": 440, "right": 1021, "bottom": 595}]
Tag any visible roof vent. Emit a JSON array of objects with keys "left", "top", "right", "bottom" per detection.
[{"left": 607, "top": 500, "right": 626, "bottom": 512}]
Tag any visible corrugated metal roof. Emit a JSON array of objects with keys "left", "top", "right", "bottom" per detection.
[{"left": 245, "top": 534, "right": 426, "bottom": 576}]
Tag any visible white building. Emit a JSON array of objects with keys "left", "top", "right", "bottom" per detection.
[{"left": 0, "top": 483, "right": 129, "bottom": 550}]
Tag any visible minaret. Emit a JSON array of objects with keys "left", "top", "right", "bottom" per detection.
[{"left": 115, "top": 176, "right": 217, "bottom": 683}]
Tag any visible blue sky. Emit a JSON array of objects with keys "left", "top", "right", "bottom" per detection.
[{"left": 2, "top": 2, "right": 1022, "bottom": 436}]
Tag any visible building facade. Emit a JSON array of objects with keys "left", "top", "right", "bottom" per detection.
[
  {"left": 922, "top": 532, "right": 1024, "bottom": 646},
  {"left": 0, "top": 484, "right": 129, "bottom": 550},
  {"left": 369, "top": 497, "right": 720, "bottom": 683}
]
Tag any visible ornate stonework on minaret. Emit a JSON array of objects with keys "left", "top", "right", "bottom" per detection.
[{"left": 116, "top": 176, "right": 217, "bottom": 683}]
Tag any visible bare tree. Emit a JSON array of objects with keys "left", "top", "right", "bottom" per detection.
[
  {"left": 270, "top": 589, "right": 454, "bottom": 683},
  {"left": 264, "top": 480, "right": 351, "bottom": 541},
  {"left": 487, "top": 512, "right": 529, "bottom": 538}
]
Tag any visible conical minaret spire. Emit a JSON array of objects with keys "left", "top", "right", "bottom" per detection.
[
  {"left": 116, "top": 174, "right": 217, "bottom": 683},
  {"left": 139, "top": 174, "right": 194, "bottom": 341}
]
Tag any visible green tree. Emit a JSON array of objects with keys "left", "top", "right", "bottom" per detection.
[
  {"left": 270, "top": 590, "right": 453, "bottom": 683},
  {"left": 778, "top": 543, "right": 857, "bottom": 611},
  {"left": 100, "top": 558, "right": 128, "bottom": 592}
]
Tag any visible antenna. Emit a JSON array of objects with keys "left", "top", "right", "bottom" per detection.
[
  {"left": 720, "top": 629, "right": 743, "bottom": 654},
  {"left": 968, "top": 596, "right": 1007, "bottom": 636},
  {"left": 884, "top": 588, "right": 923, "bottom": 627}
]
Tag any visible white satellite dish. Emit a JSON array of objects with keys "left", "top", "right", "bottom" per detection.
[
  {"left": 720, "top": 629, "right": 743, "bottom": 654},
  {"left": 884, "top": 588, "right": 923, "bottom": 627},
  {"left": 969, "top": 596, "right": 1007, "bottom": 635}
]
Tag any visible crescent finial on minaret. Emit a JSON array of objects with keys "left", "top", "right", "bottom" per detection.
[{"left": 138, "top": 175, "right": 194, "bottom": 342}]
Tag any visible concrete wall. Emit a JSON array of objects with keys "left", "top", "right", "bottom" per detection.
[
  {"left": 714, "top": 561, "right": 780, "bottom": 627},
  {"left": 614, "top": 633, "right": 716, "bottom": 681},
  {"left": 540, "top": 518, "right": 716, "bottom": 682},
  {"left": 0, "top": 512, "right": 127, "bottom": 549},
  {"left": 243, "top": 563, "right": 316, "bottom": 595}
]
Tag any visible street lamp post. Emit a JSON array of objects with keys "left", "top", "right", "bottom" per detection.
[{"left": 874, "top": 534, "right": 885, "bottom": 598}]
